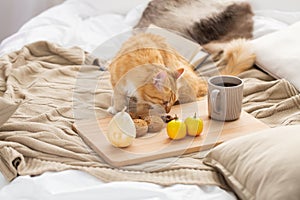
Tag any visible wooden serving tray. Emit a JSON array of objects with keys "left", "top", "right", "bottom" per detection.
[{"left": 73, "top": 100, "right": 269, "bottom": 167}]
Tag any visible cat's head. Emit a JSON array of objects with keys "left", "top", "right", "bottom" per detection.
[{"left": 131, "top": 68, "right": 184, "bottom": 117}]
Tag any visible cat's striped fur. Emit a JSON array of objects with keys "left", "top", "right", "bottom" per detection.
[{"left": 108, "top": 33, "right": 255, "bottom": 117}]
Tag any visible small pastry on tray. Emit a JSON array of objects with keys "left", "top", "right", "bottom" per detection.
[{"left": 133, "top": 119, "right": 148, "bottom": 137}]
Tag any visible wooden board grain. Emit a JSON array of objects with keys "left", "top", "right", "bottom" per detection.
[{"left": 73, "top": 100, "right": 270, "bottom": 167}]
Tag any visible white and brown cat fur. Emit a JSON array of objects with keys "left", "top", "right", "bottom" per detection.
[
  {"left": 135, "top": 0, "right": 255, "bottom": 71},
  {"left": 107, "top": 33, "right": 255, "bottom": 117}
]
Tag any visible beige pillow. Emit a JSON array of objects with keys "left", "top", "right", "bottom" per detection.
[
  {"left": 203, "top": 125, "right": 300, "bottom": 200},
  {"left": 0, "top": 98, "right": 21, "bottom": 127}
]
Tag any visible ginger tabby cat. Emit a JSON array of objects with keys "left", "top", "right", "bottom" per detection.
[{"left": 108, "top": 33, "right": 254, "bottom": 117}]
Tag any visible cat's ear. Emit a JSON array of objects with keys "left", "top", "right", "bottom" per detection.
[
  {"left": 153, "top": 70, "right": 168, "bottom": 90},
  {"left": 174, "top": 68, "right": 184, "bottom": 79}
]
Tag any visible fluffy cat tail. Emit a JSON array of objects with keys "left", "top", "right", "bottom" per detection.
[{"left": 204, "top": 38, "right": 256, "bottom": 76}]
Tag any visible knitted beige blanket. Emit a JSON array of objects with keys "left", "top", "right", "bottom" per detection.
[{"left": 0, "top": 41, "right": 299, "bottom": 188}]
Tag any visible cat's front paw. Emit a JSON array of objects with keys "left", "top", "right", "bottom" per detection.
[{"left": 107, "top": 106, "right": 118, "bottom": 115}]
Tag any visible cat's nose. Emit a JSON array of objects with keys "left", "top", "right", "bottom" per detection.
[{"left": 165, "top": 106, "right": 171, "bottom": 113}]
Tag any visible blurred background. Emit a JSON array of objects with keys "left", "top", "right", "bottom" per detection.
[{"left": 0, "top": 0, "right": 64, "bottom": 42}]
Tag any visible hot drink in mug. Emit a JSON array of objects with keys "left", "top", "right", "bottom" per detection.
[{"left": 207, "top": 75, "right": 244, "bottom": 121}]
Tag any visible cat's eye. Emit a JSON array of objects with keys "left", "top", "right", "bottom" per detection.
[{"left": 163, "top": 101, "right": 169, "bottom": 105}]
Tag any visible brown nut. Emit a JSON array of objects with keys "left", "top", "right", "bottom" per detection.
[
  {"left": 133, "top": 119, "right": 148, "bottom": 137},
  {"left": 144, "top": 115, "right": 165, "bottom": 133}
]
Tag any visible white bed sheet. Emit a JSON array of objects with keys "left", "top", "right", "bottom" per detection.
[
  {"left": 0, "top": 0, "right": 300, "bottom": 199},
  {"left": 0, "top": 170, "right": 236, "bottom": 200},
  {"left": 0, "top": 0, "right": 150, "bottom": 56}
]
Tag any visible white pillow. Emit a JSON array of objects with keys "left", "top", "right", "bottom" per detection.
[{"left": 252, "top": 21, "right": 300, "bottom": 91}]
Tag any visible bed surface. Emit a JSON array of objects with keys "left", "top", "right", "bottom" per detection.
[
  {"left": 0, "top": 170, "right": 237, "bottom": 200},
  {"left": 0, "top": 0, "right": 300, "bottom": 199}
]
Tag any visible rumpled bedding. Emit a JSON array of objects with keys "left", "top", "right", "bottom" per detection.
[
  {"left": 0, "top": 40, "right": 299, "bottom": 187},
  {"left": 0, "top": 41, "right": 223, "bottom": 188},
  {"left": 240, "top": 68, "right": 300, "bottom": 126}
]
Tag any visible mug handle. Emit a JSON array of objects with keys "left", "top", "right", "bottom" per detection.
[{"left": 211, "top": 89, "right": 220, "bottom": 114}]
